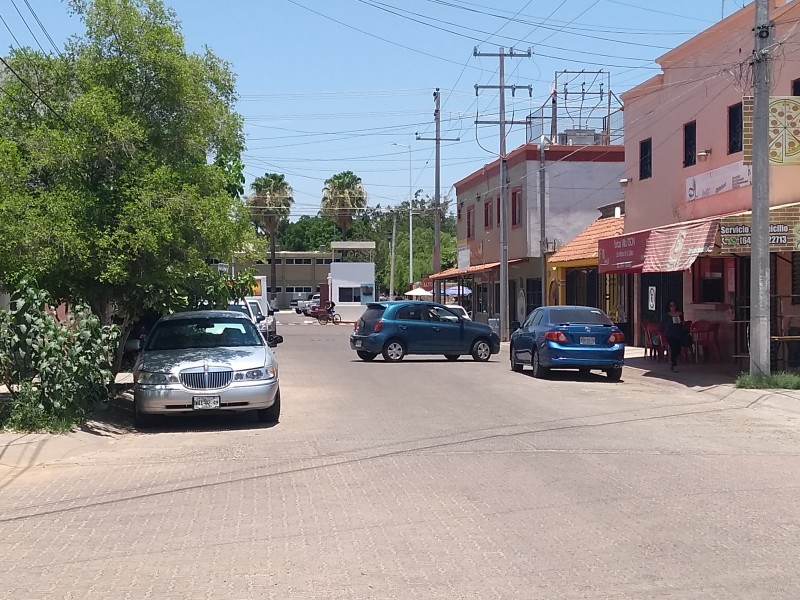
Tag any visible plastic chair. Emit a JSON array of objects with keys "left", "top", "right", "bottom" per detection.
[
  {"left": 708, "top": 322, "right": 721, "bottom": 361},
  {"left": 690, "top": 320, "right": 712, "bottom": 363},
  {"left": 643, "top": 322, "right": 666, "bottom": 362}
]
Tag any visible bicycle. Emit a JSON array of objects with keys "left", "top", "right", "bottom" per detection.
[{"left": 317, "top": 312, "right": 341, "bottom": 325}]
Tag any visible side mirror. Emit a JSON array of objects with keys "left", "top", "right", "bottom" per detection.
[
  {"left": 125, "top": 338, "right": 142, "bottom": 352},
  {"left": 267, "top": 309, "right": 275, "bottom": 316},
  {"left": 510, "top": 321, "right": 521, "bottom": 334},
  {"left": 256, "top": 315, "right": 266, "bottom": 323},
  {"left": 267, "top": 334, "right": 284, "bottom": 348}
]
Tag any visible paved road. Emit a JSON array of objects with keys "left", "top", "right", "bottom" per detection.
[{"left": 2, "top": 318, "right": 800, "bottom": 599}]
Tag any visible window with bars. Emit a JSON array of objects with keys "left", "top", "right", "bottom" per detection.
[
  {"left": 639, "top": 138, "right": 652, "bottom": 180},
  {"left": 728, "top": 102, "right": 743, "bottom": 154},
  {"left": 683, "top": 121, "right": 696, "bottom": 167},
  {"left": 511, "top": 190, "right": 522, "bottom": 226}
]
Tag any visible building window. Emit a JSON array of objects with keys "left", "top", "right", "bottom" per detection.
[
  {"left": 325, "top": 258, "right": 333, "bottom": 264},
  {"left": 302, "top": 258, "right": 312, "bottom": 265},
  {"left": 511, "top": 190, "right": 522, "bottom": 226},
  {"left": 484, "top": 199, "right": 493, "bottom": 229},
  {"left": 793, "top": 78, "right": 800, "bottom": 96},
  {"left": 457, "top": 203, "right": 462, "bottom": 222},
  {"left": 272, "top": 259, "right": 282, "bottom": 265},
  {"left": 693, "top": 257, "right": 725, "bottom": 304},
  {"left": 285, "top": 258, "right": 295, "bottom": 265},
  {"left": 315, "top": 258, "right": 324, "bottom": 265},
  {"left": 338, "top": 287, "right": 362, "bottom": 303},
  {"left": 639, "top": 138, "right": 652, "bottom": 180},
  {"left": 683, "top": 121, "right": 696, "bottom": 167},
  {"left": 285, "top": 286, "right": 295, "bottom": 293},
  {"left": 467, "top": 207, "right": 475, "bottom": 239},
  {"left": 728, "top": 102, "right": 743, "bottom": 154},
  {"left": 496, "top": 197, "right": 501, "bottom": 225}
]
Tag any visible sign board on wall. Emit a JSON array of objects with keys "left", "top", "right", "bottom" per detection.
[
  {"left": 744, "top": 96, "right": 800, "bottom": 165},
  {"left": 686, "top": 161, "right": 751, "bottom": 202},
  {"left": 598, "top": 231, "right": 649, "bottom": 274},
  {"left": 648, "top": 286, "right": 656, "bottom": 311},
  {"left": 719, "top": 204, "right": 800, "bottom": 253},
  {"left": 457, "top": 243, "right": 470, "bottom": 269}
]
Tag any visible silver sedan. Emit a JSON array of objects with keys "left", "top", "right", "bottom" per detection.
[{"left": 132, "top": 311, "right": 283, "bottom": 427}]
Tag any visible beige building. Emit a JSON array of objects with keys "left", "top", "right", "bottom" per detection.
[{"left": 253, "top": 251, "right": 337, "bottom": 308}]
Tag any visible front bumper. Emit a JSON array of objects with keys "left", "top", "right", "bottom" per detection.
[{"left": 134, "top": 380, "right": 279, "bottom": 415}]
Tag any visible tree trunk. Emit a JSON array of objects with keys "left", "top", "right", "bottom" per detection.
[
  {"left": 112, "top": 314, "right": 131, "bottom": 377},
  {"left": 269, "top": 228, "right": 277, "bottom": 304}
]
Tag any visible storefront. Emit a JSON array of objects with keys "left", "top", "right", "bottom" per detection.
[{"left": 597, "top": 229, "right": 647, "bottom": 343}]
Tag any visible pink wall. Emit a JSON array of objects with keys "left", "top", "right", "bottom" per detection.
[{"left": 621, "top": 1, "right": 800, "bottom": 233}]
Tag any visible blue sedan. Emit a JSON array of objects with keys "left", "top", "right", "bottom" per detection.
[
  {"left": 510, "top": 305, "right": 625, "bottom": 380},
  {"left": 350, "top": 301, "right": 501, "bottom": 362}
]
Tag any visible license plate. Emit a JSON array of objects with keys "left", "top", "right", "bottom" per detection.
[
  {"left": 193, "top": 396, "right": 220, "bottom": 410},
  {"left": 355, "top": 340, "right": 362, "bottom": 348},
  {"left": 580, "top": 336, "right": 596, "bottom": 345}
]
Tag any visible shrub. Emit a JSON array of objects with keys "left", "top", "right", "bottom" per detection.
[{"left": 0, "top": 280, "right": 119, "bottom": 432}]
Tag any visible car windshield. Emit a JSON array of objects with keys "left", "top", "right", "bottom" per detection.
[
  {"left": 548, "top": 308, "right": 612, "bottom": 325},
  {"left": 146, "top": 317, "right": 262, "bottom": 350},
  {"left": 248, "top": 302, "right": 264, "bottom": 317}
]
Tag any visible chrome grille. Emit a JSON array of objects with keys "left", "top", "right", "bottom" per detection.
[{"left": 180, "top": 371, "right": 232, "bottom": 390}]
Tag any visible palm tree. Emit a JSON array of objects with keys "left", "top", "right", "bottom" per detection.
[
  {"left": 321, "top": 171, "right": 367, "bottom": 238},
  {"left": 249, "top": 173, "right": 293, "bottom": 302}
]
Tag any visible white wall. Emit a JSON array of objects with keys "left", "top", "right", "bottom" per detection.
[{"left": 330, "top": 263, "right": 375, "bottom": 305}]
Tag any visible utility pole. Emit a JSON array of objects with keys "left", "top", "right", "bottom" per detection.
[
  {"left": 750, "top": 0, "right": 771, "bottom": 375},
  {"left": 539, "top": 135, "right": 549, "bottom": 308},
  {"left": 417, "top": 88, "right": 460, "bottom": 295},
  {"left": 392, "top": 142, "right": 414, "bottom": 289},
  {"left": 474, "top": 46, "right": 532, "bottom": 341},
  {"left": 389, "top": 211, "right": 397, "bottom": 299}
]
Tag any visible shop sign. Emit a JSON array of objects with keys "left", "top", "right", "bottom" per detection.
[
  {"left": 598, "top": 231, "right": 649, "bottom": 274},
  {"left": 686, "top": 161, "right": 751, "bottom": 202},
  {"left": 719, "top": 206, "right": 800, "bottom": 253}
]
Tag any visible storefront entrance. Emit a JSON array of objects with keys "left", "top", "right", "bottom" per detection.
[{"left": 640, "top": 272, "right": 683, "bottom": 327}]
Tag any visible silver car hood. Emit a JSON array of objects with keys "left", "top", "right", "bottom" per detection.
[{"left": 138, "top": 346, "right": 273, "bottom": 373}]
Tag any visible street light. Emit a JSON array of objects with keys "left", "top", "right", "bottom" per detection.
[{"left": 393, "top": 142, "right": 413, "bottom": 288}]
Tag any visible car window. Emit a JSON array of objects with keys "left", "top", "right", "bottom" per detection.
[
  {"left": 248, "top": 302, "right": 264, "bottom": 317},
  {"left": 395, "top": 305, "right": 423, "bottom": 321},
  {"left": 547, "top": 307, "right": 612, "bottom": 325},
  {"left": 532, "top": 311, "right": 544, "bottom": 327},
  {"left": 432, "top": 306, "right": 460, "bottom": 322},
  {"left": 228, "top": 304, "right": 250, "bottom": 317},
  {"left": 522, "top": 310, "right": 540, "bottom": 328},
  {"left": 361, "top": 307, "right": 385, "bottom": 322},
  {"left": 147, "top": 317, "right": 262, "bottom": 350}
]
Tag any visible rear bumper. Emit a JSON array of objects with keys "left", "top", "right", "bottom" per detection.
[
  {"left": 350, "top": 334, "right": 384, "bottom": 353},
  {"left": 543, "top": 343, "right": 625, "bottom": 369}
]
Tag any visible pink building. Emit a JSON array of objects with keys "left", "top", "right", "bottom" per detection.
[{"left": 600, "top": 0, "right": 800, "bottom": 365}]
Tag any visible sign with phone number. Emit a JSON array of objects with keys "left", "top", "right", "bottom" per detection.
[{"left": 720, "top": 223, "right": 797, "bottom": 249}]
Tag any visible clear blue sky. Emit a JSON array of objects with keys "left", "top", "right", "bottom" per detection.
[{"left": 2, "top": 0, "right": 751, "bottom": 217}]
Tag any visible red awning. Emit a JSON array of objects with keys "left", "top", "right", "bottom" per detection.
[
  {"left": 642, "top": 219, "right": 718, "bottom": 272},
  {"left": 598, "top": 230, "right": 649, "bottom": 274}
]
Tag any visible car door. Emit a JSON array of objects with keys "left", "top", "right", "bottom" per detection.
[
  {"left": 514, "top": 309, "right": 543, "bottom": 364},
  {"left": 427, "top": 305, "right": 466, "bottom": 353},
  {"left": 393, "top": 304, "right": 430, "bottom": 353}
]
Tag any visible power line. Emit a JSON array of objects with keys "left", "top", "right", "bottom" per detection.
[
  {"left": 8, "top": 0, "right": 47, "bottom": 54},
  {"left": 0, "top": 55, "right": 73, "bottom": 130},
  {"left": 22, "top": 0, "right": 62, "bottom": 55}
]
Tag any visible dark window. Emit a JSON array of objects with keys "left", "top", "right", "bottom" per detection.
[
  {"left": 511, "top": 190, "right": 522, "bottom": 226},
  {"left": 496, "top": 197, "right": 500, "bottom": 225},
  {"left": 285, "top": 258, "right": 295, "bottom": 265},
  {"left": 546, "top": 307, "right": 612, "bottom": 325},
  {"left": 693, "top": 257, "right": 725, "bottom": 304},
  {"left": 525, "top": 278, "right": 542, "bottom": 314},
  {"left": 338, "top": 288, "right": 353, "bottom": 302},
  {"left": 728, "top": 102, "right": 743, "bottom": 154},
  {"left": 302, "top": 258, "right": 312, "bottom": 265},
  {"left": 639, "top": 138, "right": 652, "bottom": 180},
  {"left": 316, "top": 258, "right": 324, "bottom": 265},
  {"left": 792, "top": 252, "right": 800, "bottom": 304},
  {"left": 683, "top": 121, "right": 696, "bottom": 167},
  {"left": 792, "top": 78, "right": 800, "bottom": 96},
  {"left": 484, "top": 200, "right": 492, "bottom": 229},
  {"left": 273, "top": 259, "right": 282, "bottom": 265},
  {"left": 395, "top": 305, "right": 423, "bottom": 321},
  {"left": 467, "top": 207, "right": 475, "bottom": 239}
]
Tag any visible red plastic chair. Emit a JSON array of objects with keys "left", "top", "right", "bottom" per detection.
[
  {"left": 643, "top": 322, "right": 666, "bottom": 362},
  {"left": 690, "top": 320, "right": 712, "bottom": 363}
]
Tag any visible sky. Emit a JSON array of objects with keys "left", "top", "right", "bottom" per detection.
[{"left": 0, "top": 0, "right": 755, "bottom": 219}]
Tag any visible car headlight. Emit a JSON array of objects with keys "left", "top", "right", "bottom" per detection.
[
  {"left": 233, "top": 365, "right": 277, "bottom": 381},
  {"left": 135, "top": 372, "right": 179, "bottom": 385}
]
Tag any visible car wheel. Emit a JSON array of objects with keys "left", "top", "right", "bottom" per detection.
[
  {"left": 606, "top": 367, "right": 623, "bottom": 382},
  {"left": 295, "top": 308, "right": 302, "bottom": 314},
  {"left": 257, "top": 389, "right": 281, "bottom": 423},
  {"left": 444, "top": 354, "right": 460, "bottom": 361},
  {"left": 133, "top": 398, "right": 155, "bottom": 429},
  {"left": 471, "top": 338, "right": 492, "bottom": 362},
  {"left": 357, "top": 350, "right": 377, "bottom": 361},
  {"left": 382, "top": 339, "right": 406, "bottom": 362},
  {"left": 531, "top": 349, "right": 549, "bottom": 379},
  {"left": 510, "top": 345, "right": 523, "bottom": 372}
]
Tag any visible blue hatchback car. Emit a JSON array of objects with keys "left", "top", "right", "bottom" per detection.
[
  {"left": 510, "top": 305, "right": 625, "bottom": 380},
  {"left": 350, "top": 301, "right": 501, "bottom": 362}
]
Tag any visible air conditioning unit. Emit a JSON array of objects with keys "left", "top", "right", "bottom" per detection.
[{"left": 559, "top": 128, "right": 599, "bottom": 146}]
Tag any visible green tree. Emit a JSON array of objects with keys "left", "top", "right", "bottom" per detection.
[
  {"left": 249, "top": 173, "right": 294, "bottom": 301},
  {"left": 0, "top": 0, "right": 259, "bottom": 369},
  {"left": 277, "top": 215, "right": 339, "bottom": 251},
  {"left": 321, "top": 171, "right": 367, "bottom": 237}
]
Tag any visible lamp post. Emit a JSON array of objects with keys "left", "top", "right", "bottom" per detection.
[{"left": 393, "top": 142, "right": 413, "bottom": 288}]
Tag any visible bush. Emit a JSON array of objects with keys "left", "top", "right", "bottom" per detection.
[
  {"left": 735, "top": 372, "right": 800, "bottom": 390},
  {"left": 0, "top": 280, "right": 119, "bottom": 432}
]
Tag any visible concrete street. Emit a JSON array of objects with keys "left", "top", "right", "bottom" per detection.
[{"left": 2, "top": 312, "right": 800, "bottom": 599}]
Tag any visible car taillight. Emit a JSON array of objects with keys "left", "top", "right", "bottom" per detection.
[
  {"left": 353, "top": 320, "right": 359, "bottom": 332},
  {"left": 544, "top": 330, "right": 568, "bottom": 343},
  {"left": 374, "top": 320, "right": 383, "bottom": 333},
  {"left": 608, "top": 332, "right": 625, "bottom": 344}
]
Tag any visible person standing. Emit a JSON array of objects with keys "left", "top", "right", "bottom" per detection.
[{"left": 660, "top": 300, "right": 685, "bottom": 372}]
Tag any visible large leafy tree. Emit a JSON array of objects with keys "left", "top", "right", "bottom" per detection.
[
  {"left": 277, "top": 215, "right": 339, "bottom": 252},
  {"left": 248, "top": 173, "right": 293, "bottom": 301},
  {"left": 0, "top": 0, "right": 259, "bottom": 367},
  {"left": 321, "top": 171, "right": 367, "bottom": 237}
]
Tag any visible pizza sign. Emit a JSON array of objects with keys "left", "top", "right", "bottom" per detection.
[{"left": 769, "top": 96, "right": 800, "bottom": 165}]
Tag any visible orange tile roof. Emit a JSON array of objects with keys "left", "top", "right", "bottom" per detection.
[
  {"left": 428, "top": 258, "right": 525, "bottom": 280},
  {"left": 549, "top": 215, "right": 625, "bottom": 264}
]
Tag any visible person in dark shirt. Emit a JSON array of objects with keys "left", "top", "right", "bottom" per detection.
[{"left": 660, "top": 300, "right": 685, "bottom": 372}]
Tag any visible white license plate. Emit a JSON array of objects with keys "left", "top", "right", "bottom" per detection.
[
  {"left": 355, "top": 340, "right": 362, "bottom": 348},
  {"left": 579, "top": 336, "right": 596, "bottom": 345},
  {"left": 193, "top": 396, "right": 220, "bottom": 410}
]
